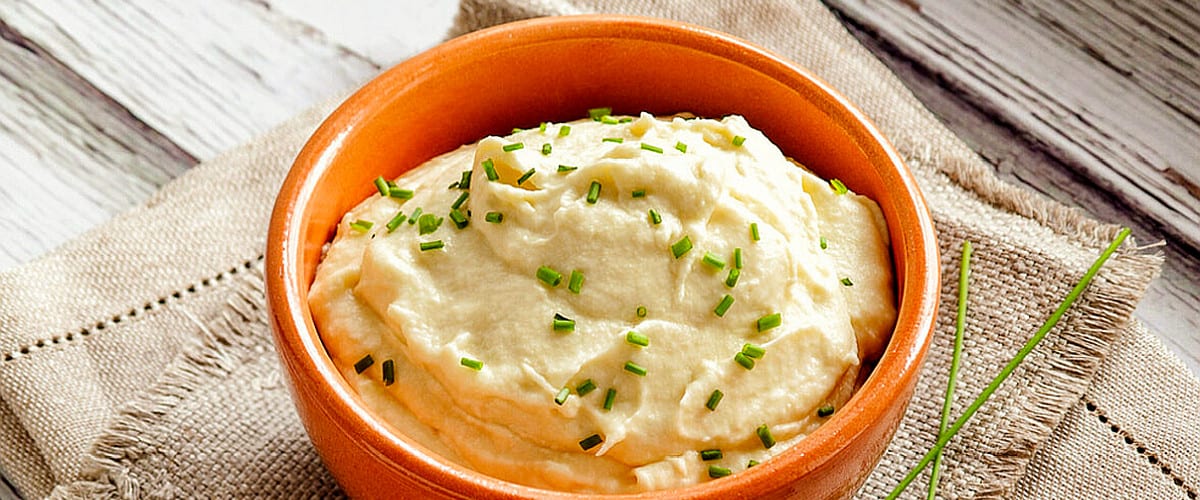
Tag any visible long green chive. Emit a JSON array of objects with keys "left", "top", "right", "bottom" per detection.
[
  {"left": 553, "top": 313, "right": 576, "bottom": 332},
  {"left": 557, "top": 165, "right": 578, "bottom": 173},
  {"left": 382, "top": 359, "right": 395, "bottom": 386},
  {"left": 449, "top": 209, "right": 469, "bottom": 229},
  {"left": 624, "top": 361, "right": 647, "bottom": 376},
  {"left": 349, "top": 219, "right": 373, "bottom": 233},
  {"left": 459, "top": 170, "right": 472, "bottom": 190},
  {"left": 714, "top": 294, "right": 735, "bottom": 317},
  {"left": 373, "top": 176, "right": 390, "bottom": 196},
  {"left": 636, "top": 306, "right": 647, "bottom": 318},
  {"left": 756, "top": 313, "right": 781, "bottom": 332},
  {"left": 568, "top": 270, "right": 585, "bottom": 294},
  {"left": 586, "top": 181, "right": 602, "bottom": 204},
  {"left": 485, "top": 211, "right": 504, "bottom": 223},
  {"left": 706, "top": 390, "right": 723, "bottom": 411},
  {"left": 649, "top": 209, "right": 662, "bottom": 225},
  {"left": 726, "top": 268, "right": 741, "bottom": 288},
  {"left": 579, "top": 433, "right": 603, "bottom": 451},
  {"left": 741, "top": 343, "right": 765, "bottom": 359},
  {"left": 708, "top": 466, "right": 732, "bottom": 479},
  {"left": 830, "top": 178, "right": 848, "bottom": 195},
  {"left": 887, "top": 229, "right": 1131, "bottom": 500},
  {"left": 389, "top": 188, "right": 414, "bottom": 200},
  {"left": 386, "top": 211, "right": 407, "bottom": 232},
  {"left": 602, "top": 137, "right": 624, "bottom": 144},
  {"left": 483, "top": 159, "right": 499, "bottom": 181},
  {"left": 588, "top": 107, "right": 612, "bottom": 120},
  {"left": 576, "top": 379, "right": 597, "bottom": 396},
  {"left": 818, "top": 404, "right": 835, "bottom": 417},
  {"left": 460, "top": 357, "right": 483, "bottom": 370},
  {"left": 756, "top": 424, "right": 776, "bottom": 449},
  {"left": 554, "top": 387, "right": 571, "bottom": 405},
  {"left": 670, "top": 236, "right": 693, "bottom": 259},
  {"left": 408, "top": 207, "right": 423, "bottom": 224},
  {"left": 559, "top": 125, "right": 571, "bottom": 137},
  {"left": 641, "top": 143, "right": 664, "bottom": 154},
  {"left": 747, "top": 460, "right": 760, "bottom": 468},
  {"left": 625, "top": 331, "right": 649, "bottom": 347},
  {"left": 732, "top": 135, "right": 746, "bottom": 146},
  {"left": 841, "top": 277, "right": 854, "bottom": 286},
  {"left": 675, "top": 141, "right": 688, "bottom": 153},
  {"left": 603, "top": 388, "right": 616, "bottom": 410},
  {"left": 354, "top": 354, "right": 374, "bottom": 374},
  {"left": 700, "top": 449, "right": 723, "bottom": 461},
  {"left": 734, "top": 352, "right": 755, "bottom": 370},
  {"left": 418, "top": 213, "right": 441, "bottom": 235},
  {"left": 502, "top": 142, "right": 524, "bottom": 152},
  {"left": 632, "top": 189, "right": 646, "bottom": 198},
  {"left": 419, "top": 240, "right": 444, "bottom": 252},
  {"left": 541, "top": 143, "right": 552, "bottom": 156},
  {"left": 452, "top": 191, "right": 469, "bottom": 210},
  {"left": 929, "top": 241, "right": 972, "bottom": 499},
  {"left": 701, "top": 251, "right": 726, "bottom": 270},
  {"left": 601, "top": 115, "right": 619, "bottom": 125},
  {"left": 733, "top": 248, "right": 744, "bottom": 269},
  {"left": 750, "top": 222, "right": 760, "bottom": 241},
  {"left": 537, "top": 266, "right": 563, "bottom": 287},
  {"left": 517, "top": 168, "right": 537, "bottom": 185}
]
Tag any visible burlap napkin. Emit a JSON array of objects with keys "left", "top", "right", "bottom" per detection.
[{"left": 1, "top": 0, "right": 1194, "bottom": 498}]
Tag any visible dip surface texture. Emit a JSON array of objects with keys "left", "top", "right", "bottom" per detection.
[{"left": 308, "top": 113, "right": 896, "bottom": 493}]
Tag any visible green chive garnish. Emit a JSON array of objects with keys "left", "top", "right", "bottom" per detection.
[
  {"left": 559, "top": 125, "right": 571, "bottom": 137},
  {"left": 568, "top": 270, "right": 585, "bottom": 294},
  {"left": 538, "top": 122, "right": 548, "bottom": 133},
  {"left": 502, "top": 142, "right": 524, "bottom": 152},
  {"left": 449, "top": 209, "right": 469, "bottom": 229},
  {"left": 418, "top": 213, "right": 441, "bottom": 235},
  {"left": 349, "top": 219, "right": 374, "bottom": 233},
  {"left": 714, "top": 294, "right": 735, "bottom": 317},
  {"left": 386, "top": 211, "right": 407, "bottom": 232},
  {"left": 756, "top": 313, "right": 781, "bottom": 332},
  {"left": 708, "top": 466, "right": 732, "bottom": 479},
  {"left": 705, "top": 390, "right": 723, "bottom": 411},
  {"left": 640, "top": 143, "right": 664, "bottom": 154},
  {"left": 603, "top": 388, "right": 616, "bottom": 410},
  {"left": 632, "top": 189, "right": 646, "bottom": 198},
  {"left": 726, "top": 268, "right": 741, "bottom": 289},
  {"left": 701, "top": 251, "right": 726, "bottom": 270},
  {"left": 452, "top": 191, "right": 469, "bottom": 210},
  {"left": 354, "top": 354, "right": 374, "bottom": 374},
  {"left": 748, "top": 460, "right": 760, "bottom": 468},
  {"left": 700, "top": 449, "right": 723, "bottom": 461},
  {"left": 537, "top": 266, "right": 563, "bottom": 287},
  {"left": 541, "top": 143, "right": 552, "bottom": 155},
  {"left": 576, "top": 379, "right": 597, "bottom": 396},
  {"left": 732, "top": 135, "right": 746, "bottom": 147},
  {"left": 734, "top": 352, "right": 755, "bottom": 370},
  {"left": 588, "top": 107, "right": 612, "bottom": 120},
  {"left": 624, "top": 361, "right": 647, "bottom": 376},
  {"left": 586, "top": 181, "right": 601, "bottom": 204},
  {"left": 459, "top": 170, "right": 472, "bottom": 190},
  {"left": 602, "top": 137, "right": 624, "bottom": 144},
  {"left": 517, "top": 168, "right": 536, "bottom": 185},
  {"left": 389, "top": 188, "right": 414, "bottom": 200},
  {"left": 756, "top": 424, "right": 776, "bottom": 449},
  {"left": 929, "top": 241, "right": 971, "bottom": 498},
  {"left": 512, "top": 127, "right": 523, "bottom": 134},
  {"left": 675, "top": 141, "right": 688, "bottom": 153},
  {"left": 742, "top": 343, "right": 765, "bottom": 359},
  {"left": 819, "top": 236, "right": 828, "bottom": 250},
  {"left": 625, "top": 331, "right": 649, "bottom": 347},
  {"left": 483, "top": 159, "right": 499, "bottom": 181},
  {"left": 750, "top": 222, "right": 760, "bottom": 241},
  {"left": 817, "top": 404, "right": 835, "bottom": 417},
  {"left": 554, "top": 387, "right": 571, "bottom": 405},
  {"left": 649, "top": 209, "right": 662, "bottom": 225},
  {"left": 382, "top": 359, "right": 395, "bottom": 386},
  {"left": 636, "top": 306, "right": 647, "bottom": 318},
  {"left": 419, "top": 240, "right": 444, "bottom": 251},
  {"left": 734, "top": 248, "right": 744, "bottom": 269},
  {"left": 841, "top": 277, "right": 854, "bottom": 287},
  {"left": 670, "top": 236, "right": 693, "bottom": 259},
  {"left": 601, "top": 115, "right": 619, "bottom": 125},
  {"left": 460, "top": 357, "right": 483, "bottom": 370},
  {"left": 373, "top": 176, "right": 390, "bottom": 196},
  {"left": 408, "top": 207, "right": 423, "bottom": 224},
  {"left": 553, "top": 313, "right": 576, "bottom": 332},
  {"left": 485, "top": 211, "right": 504, "bottom": 223},
  {"left": 579, "top": 433, "right": 603, "bottom": 451},
  {"left": 830, "top": 178, "right": 848, "bottom": 195},
  {"left": 557, "top": 165, "right": 578, "bottom": 173}
]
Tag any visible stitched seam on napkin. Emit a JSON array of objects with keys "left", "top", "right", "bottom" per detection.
[
  {"left": 0, "top": 254, "right": 264, "bottom": 364},
  {"left": 1082, "top": 396, "right": 1199, "bottom": 499}
]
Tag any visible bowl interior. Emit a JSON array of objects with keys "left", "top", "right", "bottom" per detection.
[{"left": 271, "top": 14, "right": 938, "bottom": 499}]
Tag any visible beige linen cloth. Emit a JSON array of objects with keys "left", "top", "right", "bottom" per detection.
[{"left": 0, "top": 0, "right": 1195, "bottom": 498}]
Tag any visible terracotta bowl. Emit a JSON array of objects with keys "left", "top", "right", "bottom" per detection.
[{"left": 266, "top": 14, "right": 939, "bottom": 499}]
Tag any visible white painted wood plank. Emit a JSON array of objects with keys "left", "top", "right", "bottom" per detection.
[{"left": 265, "top": 0, "right": 459, "bottom": 66}]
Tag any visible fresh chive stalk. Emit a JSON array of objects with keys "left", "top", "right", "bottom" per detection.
[
  {"left": 557, "top": 165, "right": 578, "bottom": 173},
  {"left": 841, "top": 277, "right": 854, "bottom": 287},
  {"left": 649, "top": 209, "right": 662, "bottom": 225},
  {"left": 459, "top": 170, "right": 472, "bottom": 190},
  {"left": 419, "top": 240, "right": 444, "bottom": 251},
  {"left": 756, "top": 313, "right": 781, "bottom": 332},
  {"left": 373, "top": 176, "right": 390, "bottom": 196},
  {"left": 928, "top": 241, "right": 972, "bottom": 499},
  {"left": 541, "top": 143, "right": 552, "bottom": 156},
  {"left": 830, "top": 179, "right": 848, "bottom": 195},
  {"left": 586, "top": 181, "right": 602, "bottom": 204},
  {"left": 756, "top": 424, "right": 776, "bottom": 449},
  {"left": 625, "top": 331, "right": 649, "bottom": 347},
  {"left": 449, "top": 209, "right": 469, "bottom": 229},
  {"left": 817, "top": 404, "right": 835, "bottom": 417},
  {"left": 576, "top": 379, "right": 597, "bottom": 396},
  {"left": 632, "top": 189, "right": 646, "bottom": 198},
  {"left": 554, "top": 387, "right": 571, "bottom": 405},
  {"left": 636, "top": 306, "right": 647, "bottom": 318},
  {"left": 408, "top": 207, "right": 423, "bottom": 224},
  {"left": 734, "top": 248, "right": 744, "bottom": 269},
  {"left": 701, "top": 251, "right": 726, "bottom": 270},
  {"left": 483, "top": 159, "right": 499, "bottom": 181},
  {"left": 537, "top": 266, "right": 563, "bottom": 287},
  {"left": 389, "top": 188, "right": 414, "bottom": 200},
  {"left": 741, "top": 343, "right": 765, "bottom": 359},
  {"left": 734, "top": 352, "right": 755, "bottom": 370},
  {"left": 452, "top": 191, "right": 469, "bottom": 210},
  {"left": 700, "top": 449, "right": 723, "bottom": 461},
  {"left": 354, "top": 354, "right": 374, "bottom": 374},
  {"left": 726, "top": 268, "right": 741, "bottom": 288},
  {"left": 732, "top": 135, "right": 746, "bottom": 147},
  {"left": 460, "top": 357, "right": 483, "bottom": 370},
  {"left": 588, "top": 107, "right": 612, "bottom": 120},
  {"left": 386, "top": 212, "right": 407, "bottom": 232},
  {"left": 382, "top": 359, "right": 395, "bottom": 386},
  {"left": 820, "top": 236, "right": 828, "bottom": 249},
  {"left": 568, "top": 270, "right": 585, "bottom": 294},
  {"left": 706, "top": 390, "right": 723, "bottom": 411},
  {"left": 559, "top": 125, "right": 572, "bottom": 137},
  {"left": 670, "top": 236, "right": 693, "bottom": 259},
  {"left": 502, "top": 142, "right": 524, "bottom": 152},
  {"left": 350, "top": 220, "right": 373, "bottom": 233},
  {"left": 485, "top": 211, "right": 503, "bottom": 223},
  {"left": 675, "top": 141, "right": 688, "bottom": 153},
  {"left": 579, "top": 434, "right": 603, "bottom": 451},
  {"left": 602, "top": 137, "right": 624, "bottom": 144},
  {"left": 603, "top": 388, "right": 616, "bottom": 410},
  {"left": 641, "top": 143, "right": 664, "bottom": 154},
  {"left": 708, "top": 466, "right": 731, "bottom": 479},
  {"left": 714, "top": 294, "right": 735, "bottom": 317},
  {"left": 518, "top": 168, "right": 536, "bottom": 185},
  {"left": 601, "top": 115, "right": 619, "bottom": 125},
  {"left": 750, "top": 223, "right": 760, "bottom": 241},
  {"left": 553, "top": 313, "right": 576, "bottom": 332},
  {"left": 624, "top": 361, "right": 647, "bottom": 376}
]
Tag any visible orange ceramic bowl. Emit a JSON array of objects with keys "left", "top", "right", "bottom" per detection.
[{"left": 266, "top": 14, "right": 938, "bottom": 499}]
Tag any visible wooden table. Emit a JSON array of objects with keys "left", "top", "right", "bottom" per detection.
[{"left": 1, "top": 1, "right": 1197, "bottom": 497}]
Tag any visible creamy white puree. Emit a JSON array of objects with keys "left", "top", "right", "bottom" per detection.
[{"left": 309, "top": 113, "right": 896, "bottom": 493}]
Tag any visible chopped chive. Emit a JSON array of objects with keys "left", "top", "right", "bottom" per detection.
[
  {"left": 386, "top": 211, "right": 407, "bottom": 232},
  {"left": 536, "top": 266, "right": 563, "bottom": 287},
  {"left": 538, "top": 121, "right": 548, "bottom": 133},
  {"left": 373, "top": 176, "right": 390, "bottom": 196},
  {"left": 448, "top": 181, "right": 460, "bottom": 190},
  {"left": 576, "top": 379, "right": 597, "bottom": 396},
  {"left": 579, "top": 433, "right": 604, "bottom": 451},
  {"left": 700, "top": 449, "right": 723, "bottom": 461},
  {"left": 557, "top": 165, "right": 578, "bottom": 173},
  {"left": 619, "top": 117, "right": 633, "bottom": 123},
  {"left": 725, "top": 269, "right": 740, "bottom": 288},
  {"left": 841, "top": 277, "right": 854, "bottom": 287},
  {"left": 554, "top": 387, "right": 571, "bottom": 405},
  {"left": 675, "top": 141, "right": 688, "bottom": 153},
  {"left": 602, "top": 137, "right": 624, "bottom": 143},
  {"left": 541, "top": 143, "right": 552, "bottom": 155},
  {"left": 756, "top": 313, "right": 781, "bottom": 332},
  {"left": 734, "top": 248, "right": 744, "bottom": 269},
  {"left": 732, "top": 135, "right": 746, "bottom": 147},
  {"left": 701, "top": 251, "right": 726, "bottom": 270},
  {"left": 708, "top": 465, "right": 732, "bottom": 479},
  {"left": 408, "top": 207, "right": 423, "bottom": 224},
  {"left": 625, "top": 331, "right": 649, "bottom": 347},
  {"left": 451, "top": 191, "right": 469, "bottom": 211},
  {"left": 830, "top": 178, "right": 848, "bottom": 195},
  {"left": 558, "top": 125, "right": 572, "bottom": 137},
  {"left": 750, "top": 222, "right": 760, "bottom": 241},
  {"left": 734, "top": 352, "right": 755, "bottom": 370},
  {"left": 485, "top": 211, "right": 504, "bottom": 223},
  {"left": 517, "top": 168, "right": 537, "bottom": 185},
  {"left": 714, "top": 294, "right": 735, "bottom": 317},
  {"left": 600, "top": 114, "right": 619, "bottom": 125},
  {"left": 741, "top": 343, "right": 765, "bottom": 359},
  {"left": 756, "top": 424, "right": 776, "bottom": 449},
  {"left": 483, "top": 159, "right": 499, "bottom": 181},
  {"left": 705, "top": 390, "right": 723, "bottom": 411},
  {"left": 640, "top": 143, "right": 664, "bottom": 154},
  {"left": 624, "top": 361, "right": 647, "bottom": 376},
  {"left": 649, "top": 209, "right": 662, "bottom": 225},
  {"left": 632, "top": 189, "right": 646, "bottom": 198},
  {"left": 588, "top": 107, "right": 612, "bottom": 120},
  {"left": 502, "top": 142, "right": 524, "bottom": 152},
  {"left": 552, "top": 313, "right": 575, "bottom": 332},
  {"left": 354, "top": 354, "right": 374, "bottom": 374},
  {"left": 449, "top": 209, "right": 469, "bottom": 229},
  {"left": 636, "top": 306, "right": 647, "bottom": 318},
  {"left": 418, "top": 213, "right": 441, "bottom": 235},
  {"left": 568, "top": 270, "right": 585, "bottom": 294},
  {"left": 817, "top": 404, "right": 835, "bottom": 417},
  {"left": 511, "top": 127, "right": 523, "bottom": 134},
  {"left": 603, "top": 388, "right": 617, "bottom": 410},
  {"left": 670, "top": 235, "right": 693, "bottom": 259},
  {"left": 389, "top": 188, "right": 414, "bottom": 199},
  {"left": 819, "top": 236, "right": 828, "bottom": 249},
  {"left": 349, "top": 219, "right": 374, "bottom": 233},
  {"left": 748, "top": 460, "right": 760, "bottom": 468},
  {"left": 586, "top": 181, "right": 602, "bottom": 204},
  {"left": 460, "top": 357, "right": 483, "bottom": 370},
  {"left": 382, "top": 359, "right": 395, "bottom": 386},
  {"left": 419, "top": 240, "right": 444, "bottom": 251},
  {"left": 459, "top": 170, "right": 472, "bottom": 190}
]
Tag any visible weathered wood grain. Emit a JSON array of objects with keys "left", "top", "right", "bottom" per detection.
[{"left": 264, "top": 0, "right": 459, "bottom": 66}]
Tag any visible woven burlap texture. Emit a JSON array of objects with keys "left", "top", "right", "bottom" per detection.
[{"left": 0, "top": 0, "right": 1192, "bottom": 498}]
